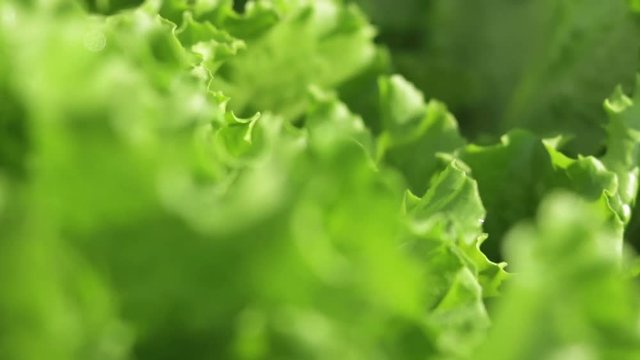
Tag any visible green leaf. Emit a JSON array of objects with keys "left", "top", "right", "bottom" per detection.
[
  {"left": 407, "top": 162, "right": 508, "bottom": 298},
  {"left": 401, "top": 163, "right": 508, "bottom": 357},
  {"left": 378, "top": 75, "right": 465, "bottom": 195}
]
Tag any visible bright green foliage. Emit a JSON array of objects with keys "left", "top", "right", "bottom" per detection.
[{"left": 1, "top": 0, "right": 640, "bottom": 359}]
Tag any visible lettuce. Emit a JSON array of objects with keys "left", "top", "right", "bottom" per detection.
[{"left": 1, "top": 0, "right": 640, "bottom": 359}]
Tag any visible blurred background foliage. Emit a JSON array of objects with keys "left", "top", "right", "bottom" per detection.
[{"left": 353, "top": 0, "right": 640, "bottom": 155}]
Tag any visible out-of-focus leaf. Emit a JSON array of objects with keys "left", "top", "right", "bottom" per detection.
[
  {"left": 212, "top": 0, "right": 377, "bottom": 120},
  {"left": 477, "top": 193, "right": 640, "bottom": 360}
]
